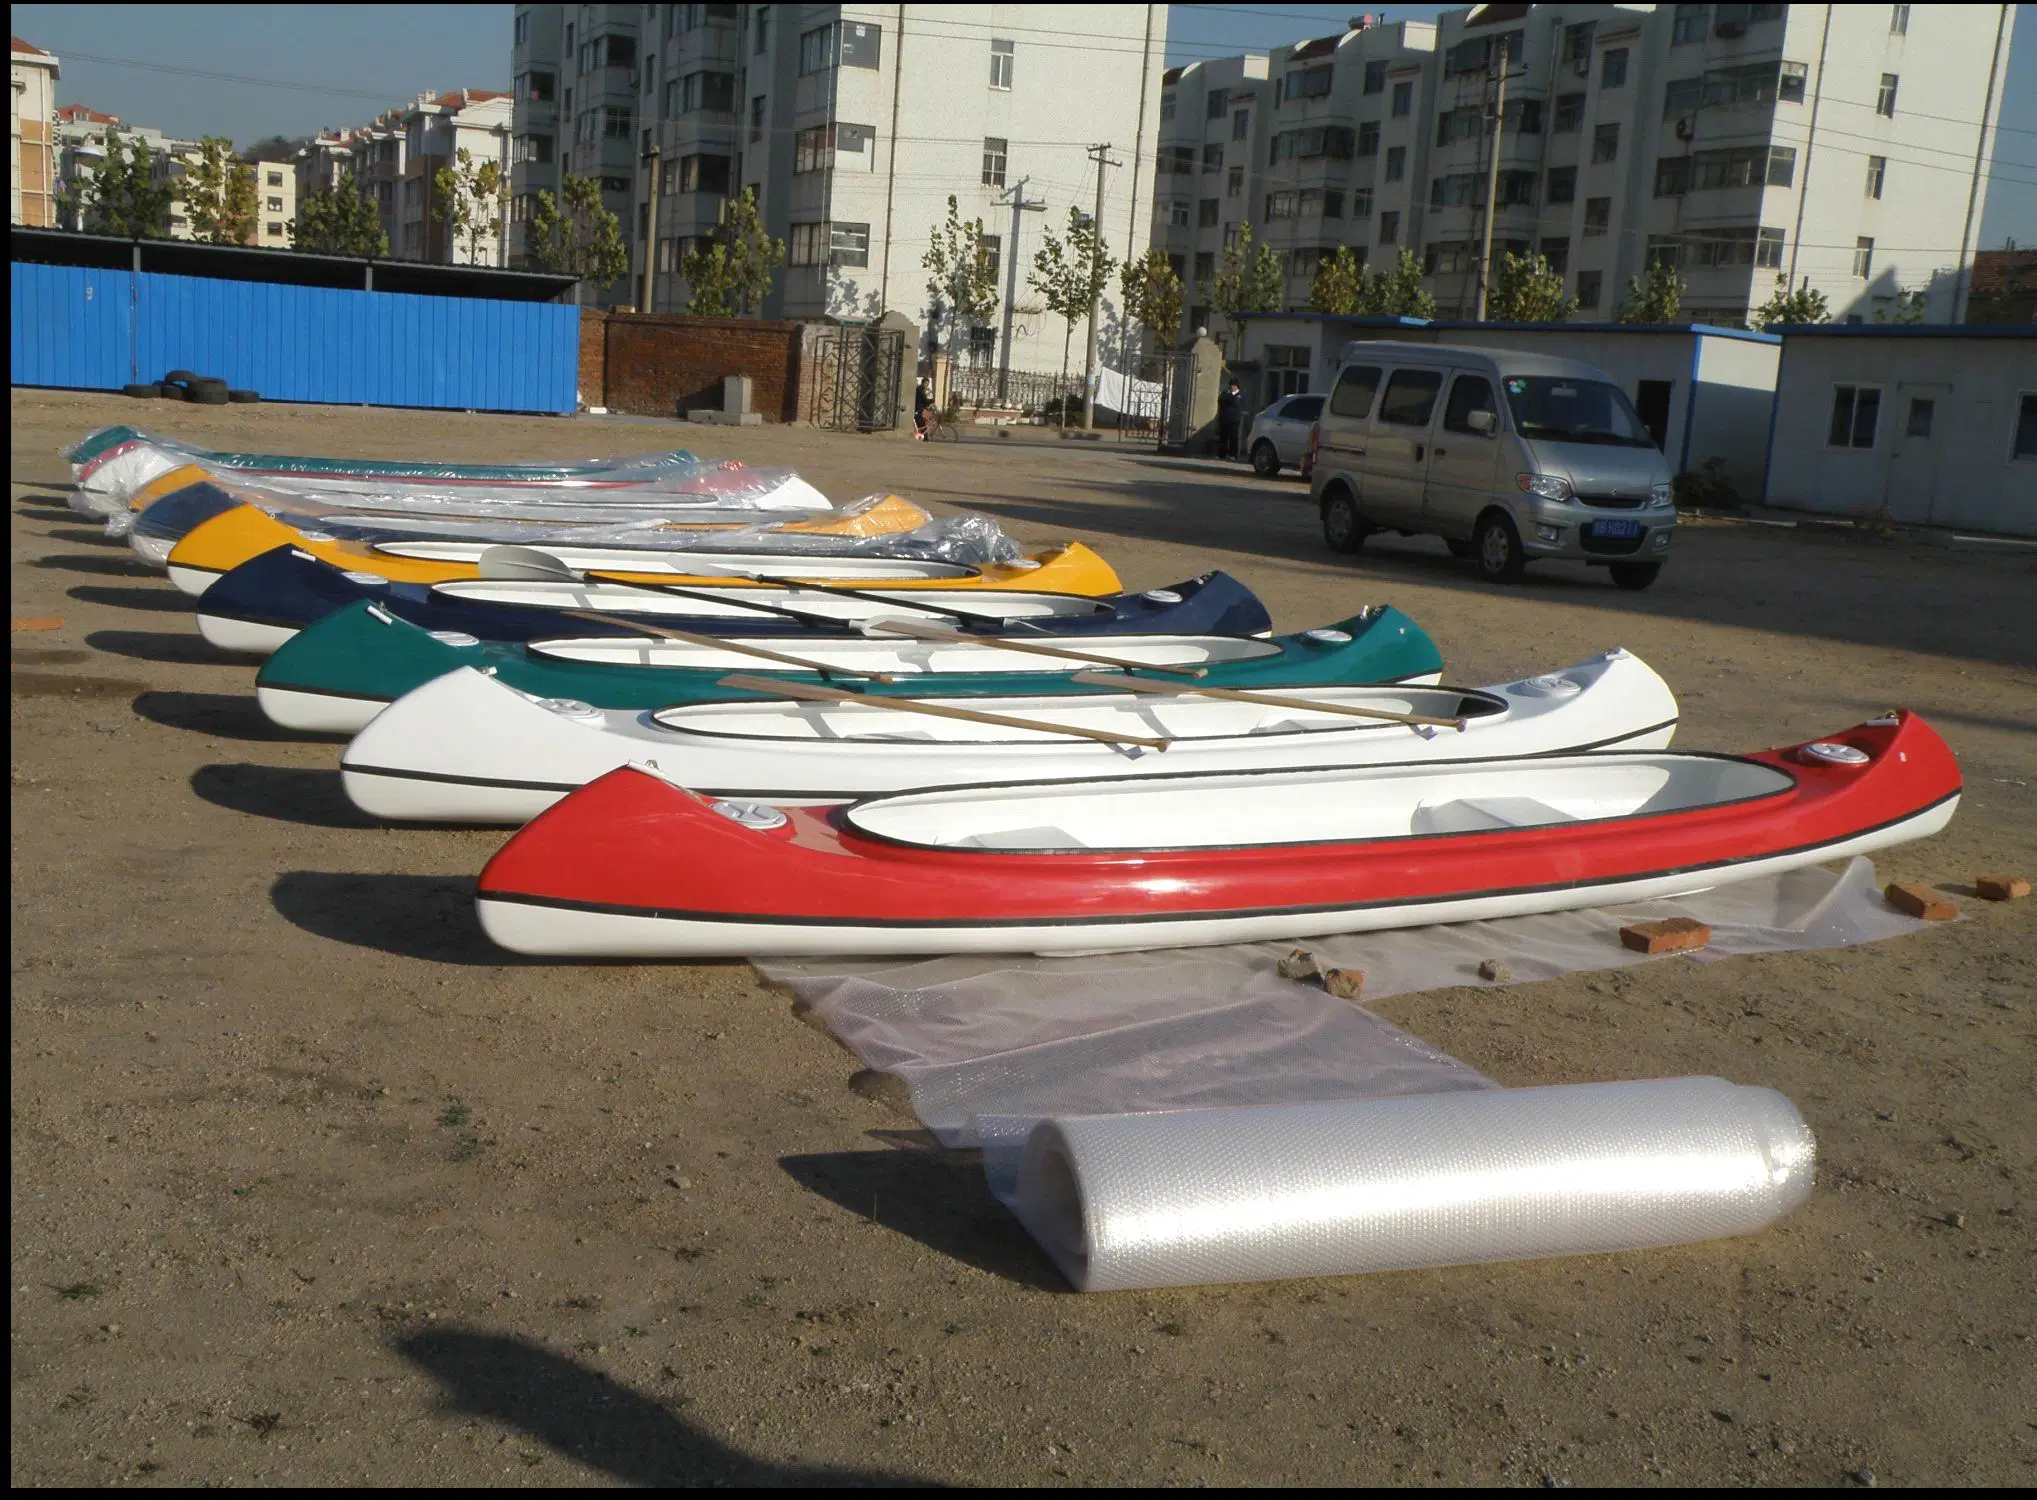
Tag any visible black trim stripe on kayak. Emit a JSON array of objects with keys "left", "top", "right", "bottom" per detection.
[
  {"left": 340, "top": 718, "right": 1681, "bottom": 801},
  {"left": 474, "top": 788, "right": 1958, "bottom": 931}
]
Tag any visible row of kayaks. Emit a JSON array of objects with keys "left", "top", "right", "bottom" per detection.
[{"left": 76, "top": 428, "right": 1962, "bottom": 960}]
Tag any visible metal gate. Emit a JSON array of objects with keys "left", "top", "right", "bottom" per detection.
[{"left": 807, "top": 324, "right": 905, "bottom": 431}]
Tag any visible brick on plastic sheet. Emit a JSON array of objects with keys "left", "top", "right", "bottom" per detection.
[
  {"left": 1618, "top": 917, "right": 1713, "bottom": 955},
  {"left": 1883, "top": 883, "right": 1958, "bottom": 921}
]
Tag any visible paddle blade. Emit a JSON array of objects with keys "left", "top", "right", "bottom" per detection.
[{"left": 476, "top": 544, "right": 578, "bottom": 581}]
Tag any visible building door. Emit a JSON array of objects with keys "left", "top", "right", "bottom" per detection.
[
  {"left": 1634, "top": 379, "right": 1673, "bottom": 451},
  {"left": 1882, "top": 385, "right": 1946, "bottom": 524}
]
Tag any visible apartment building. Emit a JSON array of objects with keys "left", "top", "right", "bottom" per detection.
[
  {"left": 307, "top": 91, "right": 513, "bottom": 264},
  {"left": 11, "top": 35, "right": 61, "bottom": 227},
  {"left": 252, "top": 160, "right": 298, "bottom": 251},
  {"left": 1169, "top": 3, "right": 2016, "bottom": 330},
  {"left": 510, "top": 5, "right": 1169, "bottom": 376}
]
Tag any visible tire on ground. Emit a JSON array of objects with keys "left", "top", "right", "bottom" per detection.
[
  {"left": 228, "top": 389, "right": 262, "bottom": 404},
  {"left": 162, "top": 369, "right": 199, "bottom": 385},
  {"left": 120, "top": 382, "right": 162, "bottom": 398},
  {"left": 186, "top": 381, "right": 231, "bottom": 405}
]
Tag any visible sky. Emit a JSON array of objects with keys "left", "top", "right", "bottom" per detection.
[{"left": 13, "top": 2, "right": 2034, "bottom": 245}]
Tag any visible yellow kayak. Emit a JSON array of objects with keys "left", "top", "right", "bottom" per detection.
[{"left": 162, "top": 503, "right": 1122, "bottom": 598}]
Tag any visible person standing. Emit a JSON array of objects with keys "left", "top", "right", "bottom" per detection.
[{"left": 1216, "top": 379, "right": 1244, "bottom": 461}]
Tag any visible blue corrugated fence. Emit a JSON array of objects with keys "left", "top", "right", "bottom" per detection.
[{"left": 11, "top": 263, "right": 577, "bottom": 414}]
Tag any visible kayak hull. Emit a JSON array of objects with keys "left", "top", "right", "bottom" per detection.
[
  {"left": 255, "top": 602, "right": 1445, "bottom": 734},
  {"left": 341, "top": 650, "right": 1675, "bottom": 823},
  {"left": 472, "top": 713, "right": 1960, "bottom": 958}
]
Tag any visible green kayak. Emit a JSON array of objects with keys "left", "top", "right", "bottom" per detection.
[{"left": 254, "top": 600, "right": 1444, "bottom": 735}]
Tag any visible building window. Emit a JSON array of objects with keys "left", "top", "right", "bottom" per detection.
[
  {"left": 1233, "top": 108, "right": 1250, "bottom": 141},
  {"left": 1392, "top": 81, "right": 1413, "bottom": 117},
  {"left": 1854, "top": 237, "right": 1874, "bottom": 277},
  {"left": 799, "top": 24, "right": 834, "bottom": 74},
  {"left": 264, "top": 196, "right": 282, "bottom": 212},
  {"left": 265, "top": 170, "right": 283, "bottom": 188},
  {"left": 750, "top": 95, "right": 765, "bottom": 142},
  {"left": 518, "top": 69, "right": 556, "bottom": 102},
  {"left": 604, "top": 106, "right": 635, "bottom": 139},
  {"left": 681, "top": 153, "right": 730, "bottom": 194},
  {"left": 1757, "top": 228, "right": 1785, "bottom": 267},
  {"left": 1168, "top": 200, "right": 1190, "bottom": 227},
  {"left": 794, "top": 126, "right": 829, "bottom": 173},
  {"left": 1655, "top": 158, "right": 1690, "bottom": 198},
  {"left": 830, "top": 222, "right": 869, "bottom": 267},
  {"left": 644, "top": 55, "right": 655, "bottom": 94},
  {"left": 1193, "top": 251, "right": 1215, "bottom": 281},
  {"left": 1330, "top": 189, "right": 1353, "bottom": 218},
  {"left": 1437, "top": 106, "right": 1482, "bottom": 145},
  {"left": 1781, "top": 61, "right": 1808, "bottom": 103},
  {"left": 1865, "top": 156, "right": 1886, "bottom": 199},
  {"left": 1584, "top": 197, "right": 1610, "bottom": 235},
  {"left": 1540, "top": 236, "right": 1569, "bottom": 274},
  {"left": 1602, "top": 48, "right": 1628, "bottom": 89},
  {"left": 1592, "top": 123, "right": 1619, "bottom": 164},
  {"left": 515, "top": 134, "right": 553, "bottom": 164},
  {"left": 1576, "top": 269, "right": 1603, "bottom": 308},
  {"left": 1906, "top": 397, "right": 1934, "bottom": 438},
  {"left": 1547, "top": 166, "right": 1577, "bottom": 204},
  {"left": 788, "top": 221, "right": 826, "bottom": 265},
  {"left": 1554, "top": 93, "right": 1585, "bottom": 133},
  {"left": 1203, "top": 143, "right": 1224, "bottom": 172},
  {"left": 1226, "top": 166, "right": 1242, "bottom": 198},
  {"left": 1430, "top": 173, "right": 1482, "bottom": 209},
  {"left": 679, "top": 72, "right": 734, "bottom": 113},
  {"left": 840, "top": 21, "right": 880, "bottom": 69},
  {"left": 1198, "top": 198, "right": 1219, "bottom": 228},
  {"left": 982, "top": 137, "right": 1007, "bottom": 188},
  {"left": 1265, "top": 190, "right": 1296, "bottom": 222},
  {"left": 2014, "top": 394, "right": 2037, "bottom": 459},
  {"left": 1877, "top": 73, "right": 1898, "bottom": 116},
  {"left": 1357, "top": 121, "right": 1380, "bottom": 157},
  {"left": 1498, "top": 170, "right": 1536, "bottom": 207},
  {"left": 836, "top": 123, "right": 871, "bottom": 156},
  {"left": 1829, "top": 386, "right": 1881, "bottom": 448},
  {"left": 1286, "top": 65, "right": 1332, "bottom": 101},
  {"left": 1378, "top": 211, "right": 1399, "bottom": 244},
  {"left": 990, "top": 37, "right": 1014, "bottom": 90},
  {"left": 266, "top": 221, "right": 282, "bottom": 237},
  {"left": 1672, "top": 5, "right": 1709, "bottom": 45},
  {"left": 1160, "top": 93, "right": 1175, "bottom": 123},
  {"left": 1890, "top": 4, "right": 1910, "bottom": 35},
  {"left": 1363, "top": 59, "right": 1388, "bottom": 94},
  {"left": 1505, "top": 98, "right": 1543, "bottom": 135},
  {"left": 1207, "top": 88, "right": 1229, "bottom": 120},
  {"left": 514, "top": 12, "right": 528, "bottom": 45},
  {"left": 1384, "top": 145, "right": 1405, "bottom": 182},
  {"left": 1767, "top": 146, "right": 1797, "bottom": 187}
]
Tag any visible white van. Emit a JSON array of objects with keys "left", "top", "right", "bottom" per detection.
[{"left": 1307, "top": 341, "right": 1678, "bottom": 589}]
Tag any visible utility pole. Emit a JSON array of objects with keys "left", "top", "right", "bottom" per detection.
[
  {"left": 1082, "top": 142, "right": 1120, "bottom": 430},
  {"left": 640, "top": 144, "right": 661, "bottom": 313},
  {"left": 1474, "top": 35, "right": 1510, "bottom": 322},
  {"left": 995, "top": 175, "right": 1047, "bottom": 405}
]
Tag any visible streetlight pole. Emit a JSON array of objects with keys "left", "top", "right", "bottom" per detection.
[
  {"left": 1081, "top": 142, "right": 1121, "bottom": 430},
  {"left": 995, "top": 174, "right": 1046, "bottom": 406},
  {"left": 640, "top": 144, "right": 661, "bottom": 312},
  {"left": 1474, "top": 35, "right": 1510, "bottom": 322}
]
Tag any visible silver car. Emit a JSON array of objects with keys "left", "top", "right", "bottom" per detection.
[
  {"left": 1245, "top": 393, "right": 1325, "bottom": 477},
  {"left": 1308, "top": 341, "right": 1677, "bottom": 589}
]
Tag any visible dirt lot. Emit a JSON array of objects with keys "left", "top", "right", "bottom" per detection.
[{"left": 10, "top": 388, "right": 2034, "bottom": 1487}]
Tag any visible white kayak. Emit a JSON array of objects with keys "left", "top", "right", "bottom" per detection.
[
  {"left": 367, "top": 540, "right": 991, "bottom": 580},
  {"left": 341, "top": 649, "right": 1677, "bottom": 824}
]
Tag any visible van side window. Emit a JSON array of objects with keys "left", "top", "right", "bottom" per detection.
[
  {"left": 1442, "top": 375, "right": 1498, "bottom": 434},
  {"left": 1378, "top": 369, "right": 1444, "bottom": 427},
  {"left": 1328, "top": 364, "right": 1382, "bottom": 418}
]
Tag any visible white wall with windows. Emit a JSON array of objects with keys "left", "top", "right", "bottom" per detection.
[{"left": 1761, "top": 329, "right": 2037, "bottom": 535}]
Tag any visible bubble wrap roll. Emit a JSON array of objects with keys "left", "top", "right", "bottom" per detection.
[{"left": 1008, "top": 1077, "right": 1815, "bottom": 1292}]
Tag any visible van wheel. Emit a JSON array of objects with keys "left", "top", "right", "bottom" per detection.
[
  {"left": 1321, "top": 491, "right": 1368, "bottom": 554},
  {"left": 1474, "top": 513, "right": 1527, "bottom": 583},
  {"left": 1609, "top": 561, "right": 1662, "bottom": 591},
  {"left": 1444, "top": 538, "right": 1474, "bottom": 559},
  {"left": 1250, "top": 441, "right": 1280, "bottom": 478}
]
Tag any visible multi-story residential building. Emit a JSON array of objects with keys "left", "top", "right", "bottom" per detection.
[
  {"left": 252, "top": 160, "right": 298, "bottom": 251},
  {"left": 397, "top": 89, "right": 514, "bottom": 264},
  {"left": 1153, "top": 55, "right": 1272, "bottom": 340},
  {"left": 511, "top": 4, "right": 1170, "bottom": 375},
  {"left": 11, "top": 35, "right": 61, "bottom": 227},
  {"left": 299, "top": 128, "right": 361, "bottom": 199},
  {"left": 1162, "top": 3, "right": 2016, "bottom": 330}
]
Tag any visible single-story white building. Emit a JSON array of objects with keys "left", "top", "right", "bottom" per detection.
[
  {"left": 1232, "top": 315, "right": 1781, "bottom": 494},
  {"left": 1761, "top": 327, "right": 2037, "bottom": 537}
]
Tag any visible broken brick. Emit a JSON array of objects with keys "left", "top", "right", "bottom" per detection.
[
  {"left": 1619, "top": 917, "right": 1713, "bottom": 955},
  {"left": 1974, "top": 874, "right": 2029, "bottom": 903},
  {"left": 1323, "top": 967, "right": 1365, "bottom": 1000},
  {"left": 1276, "top": 947, "right": 1323, "bottom": 982},
  {"left": 1884, "top": 883, "right": 1957, "bottom": 920}
]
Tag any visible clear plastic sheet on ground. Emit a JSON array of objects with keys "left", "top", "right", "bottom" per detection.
[{"left": 756, "top": 857, "right": 1939, "bottom": 1150}]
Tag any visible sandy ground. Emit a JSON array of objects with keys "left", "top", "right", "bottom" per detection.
[{"left": 10, "top": 388, "right": 2035, "bottom": 1487}]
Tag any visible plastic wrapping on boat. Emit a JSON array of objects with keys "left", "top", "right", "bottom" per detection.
[{"left": 984, "top": 1078, "right": 1815, "bottom": 1292}]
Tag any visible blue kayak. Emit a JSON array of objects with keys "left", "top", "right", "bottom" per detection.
[{"left": 192, "top": 544, "right": 1275, "bottom": 655}]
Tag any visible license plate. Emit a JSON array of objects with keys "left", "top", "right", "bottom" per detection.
[{"left": 1593, "top": 520, "right": 1641, "bottom": 538}]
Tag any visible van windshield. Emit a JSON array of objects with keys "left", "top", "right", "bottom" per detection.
[{"left": 1502, "top": 376, "right": 1657, "bottom": 448}]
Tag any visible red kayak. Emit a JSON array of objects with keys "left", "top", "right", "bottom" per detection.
[{"left": 475, "top": 711, "right": 1960, "bottom": 958}]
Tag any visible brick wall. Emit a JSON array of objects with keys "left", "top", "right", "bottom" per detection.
[
  {"left": 577, "top": 309, "right": 608, "bottom": 409},
  {"left": 599, "top": 313, "right": 804, "bottom": 420}
]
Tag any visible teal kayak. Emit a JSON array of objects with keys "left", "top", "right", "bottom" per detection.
[
  {"left": 67, "top": 425, "right": 705, "bottom": 483},
  {"left": 254, "top": 599, "right": 1445, "bottom": 735}
]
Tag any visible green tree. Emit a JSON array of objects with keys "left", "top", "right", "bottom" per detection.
[
  {"left": 433, "top": 147, "right": 509, "bottom": 265},
  {"left": 921, "top": 194, "right": 1001, "bottom": 353},
  {"left": 1486, "top": 251, "right": 1576, "bottom": 323},
  {"left": 1308, "top": 246, "right": 1368, "bottom": 315},
  {"left": 525, "top": 174, "right": 629, "bottom": 301},
  {"left": 290, "top": 173, "right": 389, "bottom": 258},
  {"left": 1874, "top": 285, "right": 1928, "bottom": 324},
  {"left": 1748, "top": 278, "right": 1831, "bottom": 329},
  {"left": 66, "top": 128, "right": 173, "bottom": 238},
  {"left": 1360, "top": 247, "right": 1437, "bottom": 319},
  {"left": 1208, "top": 223, "right": 1283, "bottom": 352},
  {"left": 678, "top": 186, "right": 785, "bottom": 315},
  {"left": 1118, "top": 248, "right": 1184, "bottom": 357},
  {"left": 1029, "top": 207, "right": 1116, "bottom": 412},
  {"left": 184, "top": 137, "right": 259, "bottom": 245},
  {"left": 1618, "top": 259, "right": 1686, "bottom": 323}
]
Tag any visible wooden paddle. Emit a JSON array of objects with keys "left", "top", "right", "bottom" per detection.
[
  {"left": 475, "top": 544, "right": 838, "bottom": 627},
  {"left": 555, "top": 612, "right": 896, "bottom": 682},
  {"left": 859, "top": 616, "right": 1208, "bottom": 677},
  {"left": 715, "top": 673, "right": 1171, "bottom": 751},
  {"left": 1067, "top": 670, "right": 1469, "bottom": 731},
  {"left": 476, "top": 543, "right": 1017, "bottom": 629}
]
